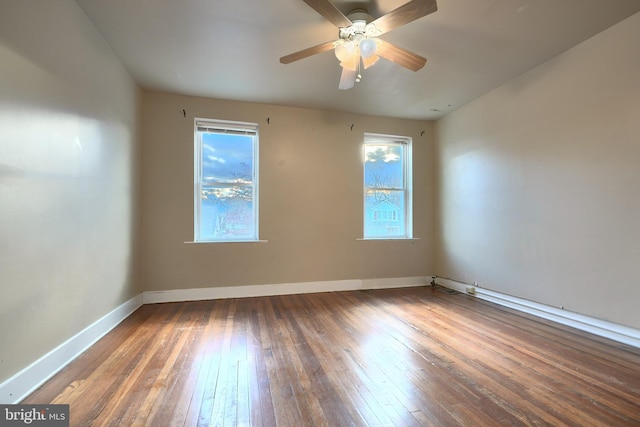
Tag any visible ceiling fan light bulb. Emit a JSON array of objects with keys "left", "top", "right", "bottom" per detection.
[{"left": 359, "top": 38, "right": 377, "bottom": 59}]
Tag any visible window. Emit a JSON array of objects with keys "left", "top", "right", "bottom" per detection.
[
  {"left": 363, "top": 133, "right": 412, "bottom": 239},
  {"left": 194, "top": 119, "right": 259, "bottom": 242}
]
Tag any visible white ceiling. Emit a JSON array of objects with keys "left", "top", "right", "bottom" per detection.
[{"left": 74, "top": 0, "right": 640, "bottom": 120}]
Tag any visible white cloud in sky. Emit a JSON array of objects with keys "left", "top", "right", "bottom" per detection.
[
  {"left": 365, "top": 145, "right": 400, "bottom": 163},
  {"left": 207, "top": 155, "right": 226, "bottom": 163}
]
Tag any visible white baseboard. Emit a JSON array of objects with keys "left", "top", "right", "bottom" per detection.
[
  {"left": 0, "top": 295, "right": 143, "bottom": 404},
  {"left": 143, "top": 276, "right": 429, "bottom": 304},
  {"left": 433, "top": 277, "right": 640, "bottom": 349},
  {"left": 14, "top": 273, "right": 638, "bottom": 405},
  {"left": 1, "top": 277, "right": 426, "bottom": 404},
  {"left": 433, "top": 277, "right": 469, "bottom": 293}
]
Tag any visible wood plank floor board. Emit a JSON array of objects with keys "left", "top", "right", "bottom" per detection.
[
  {"left": 385, "top": 300, "right": 578, "bottom": 424},
  {"left": 341, "top": 293, "right": 552, "bottom": 426},
  {"left": 99, "top": 304, "right": 189, "bottom": 426},
  {"left": 298, "top": 292, "right": 544, "bottom": 424},
  {"left": 385, "top": 293, "right": 634, "bottom": 425},
  {"left": 436, "top": 303, "right": 639, "bottom": 425},
  {"left": 164, "top": 303, "right": 215, "bottom": 426},
  {"left": 296, "top": 292, "right": 420, "bottom": 426},
  {"left": 246, "top": 302, "right": 277, "bottom": 427},
  {"left": 144, "top": 304, "right": 207, "bottom": 426},
  {"left": 190, "top": 301, "right": 230, "bottom": 427},
  {"left": 58, "top": 303, "right": 183, "bottom": 425},
  {"left": 278, "top": 294, "right": 377, "bottom": 426},
  {"left": 22, "top": 287, "right": 640, "bottom": 426}
]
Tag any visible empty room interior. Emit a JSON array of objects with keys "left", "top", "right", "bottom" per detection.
[{"left": 1, "top": 0, "right": 640, "bottom": 425}]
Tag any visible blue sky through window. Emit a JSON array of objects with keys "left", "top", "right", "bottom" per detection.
[
  {"left": 202, "top": 133, "right": 253, "bottom": 184},
  {"left": 197, "top": 128, "right": 257, "bottom": 241}
]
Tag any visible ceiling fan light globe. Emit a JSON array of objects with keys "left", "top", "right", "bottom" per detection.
[
  {"left": 363, "top": 54, "right": 379, "bottom": 69},
  {"left": 359, "top": 38, "right": 377, "bottom": 59},
  {"left": 334, "top": 41, "right": 355, "bottom": 62},
  {"left": 340, "top": 55, "right": 358, "bottom": 71}
]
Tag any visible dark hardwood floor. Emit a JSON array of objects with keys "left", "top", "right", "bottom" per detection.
[{"left": 23, "top": 287, "right": 640, "bottom": 426}]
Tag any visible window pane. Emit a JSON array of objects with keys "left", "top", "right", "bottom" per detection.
[
  {"left": 364, "top": 189, "right": 406, "bottom": 238},
  {"left": 363, "top": 133, "right": 411, "bottom": 239},
  {"left": 202, "top": 133, "right": 253, "bottom": 184},
  {"left": 200, "top": 185, "right": 255, "bottom": 240},
  {"left": 195, "top": 119, "right": 258, "bottom": 243},
  {"left": 364, "top": 144, "right": 404, "bottom": 189}
]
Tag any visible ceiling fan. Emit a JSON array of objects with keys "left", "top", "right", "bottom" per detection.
[{"left": 280, "top": 0, "right": 438, "bottom": 90}]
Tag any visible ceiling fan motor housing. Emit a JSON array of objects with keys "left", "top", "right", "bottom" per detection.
[
  {"left": 347, "top": 9, "right": 373, "bottom": 23},
  {"left": 339, "top": 18, "right": 380, "bottom": 41}
]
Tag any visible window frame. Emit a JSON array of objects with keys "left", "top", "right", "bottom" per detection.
[
  {"left": 194, "top": 118, "right": 259, "bottom": 243},
  {"left": 362, "top": 132, "right": 413, "bottom": 240}
]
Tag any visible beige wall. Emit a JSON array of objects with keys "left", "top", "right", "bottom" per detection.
[
  {"left": 140, "top": 93, "right": 435, "bottom": 291},
  {"left": 436, "top": 12, "right": 640, "bottom": 329},
  {"left": 0, "top": 1, "right": 140, "bottom": 384}
]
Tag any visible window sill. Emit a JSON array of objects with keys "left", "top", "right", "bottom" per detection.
[
  {"left": 357, "top": 237, "right": 420, "bottom": 241},
  {"left": 184, "top": 240, "right": 269, "bottom": 244}
]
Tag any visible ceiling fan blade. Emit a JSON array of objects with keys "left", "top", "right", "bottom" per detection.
[
  {"left": 280, "top": 40, "right": 336, "bottom": 64},
  {"left": 376, "top": 40, "right": 426, "bottom": 71},
  {"left": 338, "top": 67, "right": 357, "bottom": 90},
  {"left": 302, "top": 0, "right": 352, "bottom": 28},
  {"left": 371, "top": 0, "right": 437, "bottom": 35}
]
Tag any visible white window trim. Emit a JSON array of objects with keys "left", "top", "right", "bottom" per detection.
[
  {"left": 193, "top": 118, "right": 260, "bottom": 243},
  {"left": 362, "top": 132, "right": 413, "bottom": 240}
]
